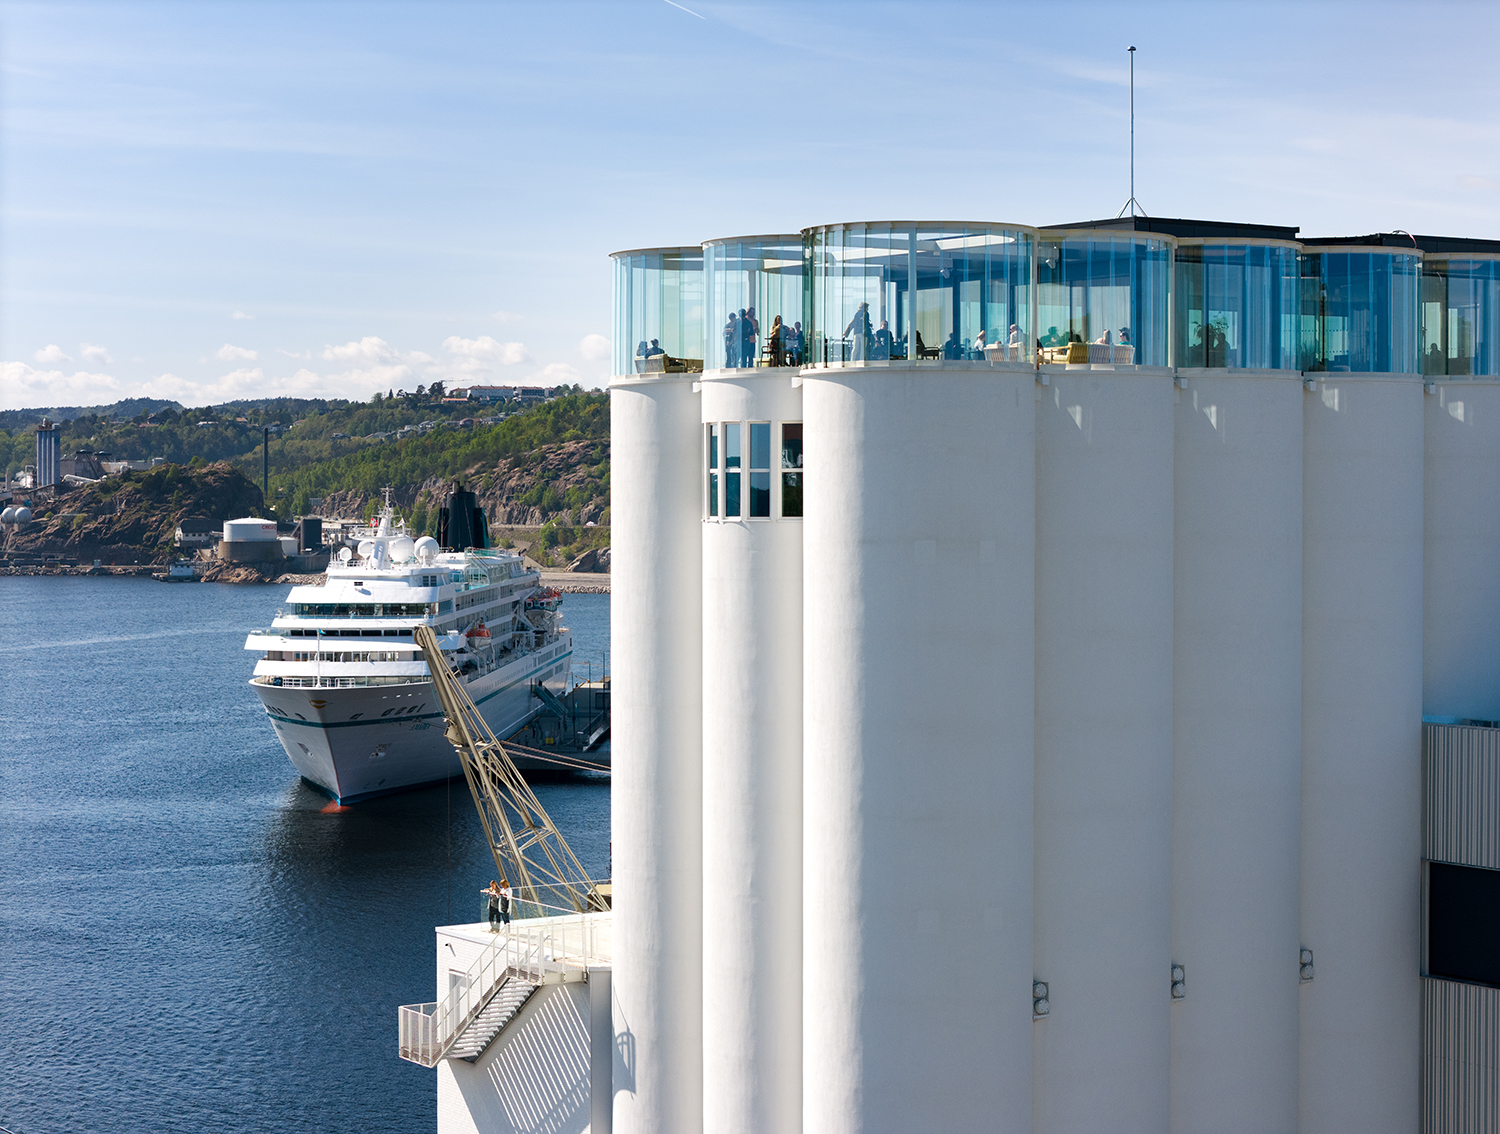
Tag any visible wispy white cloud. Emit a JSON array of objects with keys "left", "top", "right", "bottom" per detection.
[
  {"left": 231, "top": 310, "right": 253, "bottom": 320},
  {"left": 578, "top": 333, "right": 610, "bottom": 361},
  {"left": 80, "top": 343, "right": 113, "bottom": 364},
  {"left": 1458, "top": 175, "right": 1496, "bottom": 190},
  {"left": 322, "top": 336, "right": 401, "bottom": 365},
  {"left": 33, "top": 344, "right": 71, "bottom": 363},
  {"left": 443, "top": 335, "right": 529, "bottom": 365},
  {"left": 1, "top": 361, "right": 120, "bottom": 409},
  {"left": 216, "top": 343, "right": 258, "bottom": 361},
  {"left": 536, "top": 361, "right": 582, "bottom": 385}
]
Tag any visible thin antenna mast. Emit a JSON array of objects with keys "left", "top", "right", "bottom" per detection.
[{"left": 1118, "top": 46, "right": 1146, "bottom": 219}]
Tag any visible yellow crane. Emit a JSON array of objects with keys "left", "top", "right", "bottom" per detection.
[{"left": 413, "top": 623, "right": 606, "bottom": 914}]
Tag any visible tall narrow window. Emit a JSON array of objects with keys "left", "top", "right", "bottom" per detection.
[
  {"left": 749, "top": 422, "right": 771, "bottom": 517},
  {"left": 780, "top": 422, "right": 803, "bottom": 518},
  {"left": 707, "top": 424, "right": 719, "bottom": 517},
  {"left": 724, "top": 422, "right": 742, "bottom": 518}
]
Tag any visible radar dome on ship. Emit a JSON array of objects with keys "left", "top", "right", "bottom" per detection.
[
  {"left": 413, "top": 536, "right": 439, "bottom": 563},
  {"left": 357, "top": 539, "right": 375, "bottom": 561},
  {"left": 388, "top": 536, "right": 416, "bottom": 562}
]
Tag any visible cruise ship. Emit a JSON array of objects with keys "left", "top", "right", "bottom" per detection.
[{"left": 244, "top": 495, "right": 576, "bottom": 802}]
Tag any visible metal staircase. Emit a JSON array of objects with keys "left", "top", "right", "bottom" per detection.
[
  {"left": 532, "top": 681, "right": 571, "bottom": 719},
  {"left": 447, "top": 971, "right": 539, "bottom": 1062},
  {"left": 399, "top": 914, "right": 607, "bottom": 1068}
]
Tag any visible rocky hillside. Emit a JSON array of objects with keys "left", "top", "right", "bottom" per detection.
[
  {"left": 316, "top": 438, "right": 609, "bottom": 529},
  {"left": 3, "top": 461, "right": 264, "bottom": 564}
]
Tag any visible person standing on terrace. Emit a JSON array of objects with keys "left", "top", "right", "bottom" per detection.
[
  {"left": 845, "top": 301, "right": 871, "bottom": 360},
  {"left": 725, "top": 312, "right": 740, "bottom": 367}
]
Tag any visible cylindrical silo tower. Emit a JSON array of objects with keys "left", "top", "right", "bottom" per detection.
[
  {"left": 1031, "top": 227, "right": 1176, "bottom": 1134},
  {"left": 1421, "top": 254, "right": 1500, "bottom": 720},
  {"left": 1298, "top": 242, "right": 1424, "bottom": 1133},
  {"left": 699, "top": 234, "right": 805, "bottom": 1134},
  {"left": 1168, "top": 236, "right": 1306, "bottom": 1133},
  {"left": 609, "top": 247, "right": 706, "bottom": 1134},
  {"left": 800, "top": 222, "right": 1038, "bottom": 1134}
]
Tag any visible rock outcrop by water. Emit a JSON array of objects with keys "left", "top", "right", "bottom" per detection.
[{"left": 2, "top": 461, "right": 265, "bottom": 565}]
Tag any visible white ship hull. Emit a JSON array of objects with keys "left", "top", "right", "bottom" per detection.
[{"left": 253, "top": 635, "right": 578, "bottom": 802}]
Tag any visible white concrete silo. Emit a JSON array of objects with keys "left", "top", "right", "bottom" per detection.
[
  {"left": 1299, "top": 372, "right": 1424, "bottom": 1133},
  {"left": 1170, "top": 369, "right": 1305, "bottom": 1134},
  {"left": 801, "top": 362, "right": 1037, "bottom": 1134},
  {"left": 610, "top": 371, "right": 704, "bottom": 1134},
  {"left": 609, "top": 242, "right": 707, "bottom": 1134},
  {"left": 1423, "top": 379, "right": 1500, "bottom": 721},
  {"left": 1032, "top": 364, "right": 1175, "bottom": 1134},
  {"left": 699, "top": 370, "right": 803, "bottom": 1134}
]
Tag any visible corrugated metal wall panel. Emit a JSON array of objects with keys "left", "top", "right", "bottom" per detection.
[
  {"left": 1423, "top": 977, "right": 1500, "bottom": 1134},
  {"left": 1424, "top": 724, "right": 1500, "bottom": 870}
]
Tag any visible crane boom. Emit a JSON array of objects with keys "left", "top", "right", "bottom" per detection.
[{"left": 414, "top": 623, "right": 602, "bottom": 914}]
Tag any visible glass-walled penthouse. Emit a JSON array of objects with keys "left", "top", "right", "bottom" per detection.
[
  {"left": 1037, "top": 232, "right": 1172, "bottom": 367},
  {"left": 704, "top": 236, "right": 805, "bottom": 370},
  {"left": 1174, "top": 241, "right": 1301, "bottom": 369},
  {"left": 1422, "top": 257, "right": 1500, "bottom": 376},
  {"left": 1298, "top": 247, "right": 1421, "bottom": 373},
  {"left": 804, "top": 223, "right": 1035, "bottom": 366},
  {"left": 612, "top": 247, "right": 704, "bottom": 375}
]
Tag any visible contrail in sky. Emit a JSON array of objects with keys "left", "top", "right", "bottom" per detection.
[{"left": 663, "top": 0, "right": 705, "bottom": 17}]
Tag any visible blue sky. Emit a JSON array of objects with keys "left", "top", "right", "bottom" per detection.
[{"left": 3, "top": 0, "right": 1498, "bottom": 409}]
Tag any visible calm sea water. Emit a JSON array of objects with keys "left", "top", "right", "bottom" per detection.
[{"left": 0, "top": 577, "right": 611, "bottom": 1134}]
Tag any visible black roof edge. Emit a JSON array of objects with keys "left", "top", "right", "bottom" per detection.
[
  {"left": 1042, "top": 216, "right": 1300, "bottom": 241},
  {"left": 1301, "top": 232, "right": 1500, "bottom": 255}
]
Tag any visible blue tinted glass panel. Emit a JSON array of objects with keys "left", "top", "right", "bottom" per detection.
[
  {"left": 709, "top": 472, "right": 718, "bottom": 517},
  {"left": 1038, "top": 234, "right": 1171, "bottom": 366},
  {"left": 749, "top": 472, "right": 770, "bottom": 517},
  {"left": 725, "top": 471, "right": 741, "bottom": 517},
  {"left": 724, "top": 423, "right": 741, "bottom": 468},
  {"left": 705, "top": 237, "right": 805, "bottom": 369},
  {"left": 750, "top": 423, "right": 770, "bottom": 469},
  {"left": 806, "top": 223, "right": 1034, "bottom": 366},
  {"left": 1299, "top": 251, "right": 1421, "bottom": 373},
  {"left": 1423, "top": 259, "right": 1500, "bottom": 376},
  {"left": 1175, "top": 244, "right": 1299, "bottom": 369}
]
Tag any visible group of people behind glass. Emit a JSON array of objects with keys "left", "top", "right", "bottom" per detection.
[
  {"left": 1039, "top": 325, "right": 1133, "bottom": 348},
  {"left": 724, "top": 307, "right": 806, "bottom": 368},
  {"left": 843, "top": 301, "right": 1028, "bottom": 361}
]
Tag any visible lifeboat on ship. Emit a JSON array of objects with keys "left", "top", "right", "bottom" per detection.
[{"left": 465, "top": 620, "right": 492, "bottom": 643}]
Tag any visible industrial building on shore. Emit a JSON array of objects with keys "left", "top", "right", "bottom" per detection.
[{"left": 410, "top": 214, "right": 1500, "bottom": 1134}]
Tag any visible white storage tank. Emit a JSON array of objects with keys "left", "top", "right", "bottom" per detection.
[
  {"left": 609, "top": 245, "right": 705, "bottom": 1134},
  {"left": 223, "top": 517, "right": 278, "bottom": 542},
  {"left": 802, "top": 361, "right": 1037, "bottom": 1134},
  {"left": 1033, "top": 366, "right": 1175, "bottom": 1134},
  {"left": 1168, "top": 236, "right": 1307, "bottom": 1134},
  {"left": 699, "top": 366, "right": 803, "bottom": 1134},
  {"left": 1298, "top": 245, "right": 1424, "bottom": 1133},
  {"left": 1171, "top": 368, "right": 1304, "bottom": 1133},
  {"left": 1420, "top": 255, "right": 1500, "bottom": 720}
]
